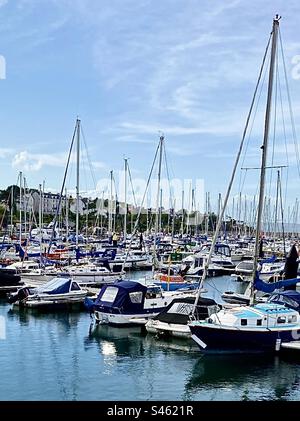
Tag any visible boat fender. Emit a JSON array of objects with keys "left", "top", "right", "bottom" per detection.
[{"left": 275, "top": 338, "right": 281, "bottom": 352}]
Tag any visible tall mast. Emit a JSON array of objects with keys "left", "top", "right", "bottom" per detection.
[
  {"left": 192, "top": 16, "right": 278, "bottom": 315},
  {"left": 19, "top": 171, "right": 22, "bottom": 245},
  {"left": 238, "top": 191, "right": 242, "bottom": 236},
  {"left": 39, "top": 183, "right": 42, "bottom": 255},
  {"left": 76, "top": 118, "right": 80, "bottom": 248},
  {"left": 231, "top": 196, "right": 235, "bottom": 235},
  {"left": 153, "top": 135, "right": 164, "bottom": 263},
  {"left": 108, "top": 170, "right": 113, "bottom": 235},
  {"left": 42, "top": 180, "right": 45, "bottom": 232},
  {"left": 10, "top": 185, "right": 14, "bottom": 238},
  {"left": 124, "top": 158, "right": 128, "bottom": 241},
  {"left": 186, "top": 182, "right": 192, "bottom": 234},
  {"left": 23, "top": 177, "right": 27, "bottom": 239},
  {"left": 171, "top": 199, "right": 176, "bottom": 241},
  {"left": 205, "top": 192, "right": 209, "bottom": 235},
  {"left": 86, "top": 198, "right": 89, "bottom": 238},
  {"left": 159, "top": 188, "right": 162, "bottom": 233},
  {"left": 181, "top": 189, "right": 184, "bottom": 235},
  {"left": 65, "top": 188, "right": 69, "bottom": 239},
  {"left": 251, "top": 15, "right": 280, "bottom": 303},
  {"left": 100, "top": 190, "right": 104, "bottom": 236}
]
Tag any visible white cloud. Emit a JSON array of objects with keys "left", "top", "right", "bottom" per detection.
[
  {"left": 92, "top": 161, "right": 106, "bottom": 169},
  {"left": 12, "top": 151, "right": 68, "bottom": 171},
  {"left": 115, "top": 135, "right": 156, "bottom": 144},
  {"left": 11, "top": 150, "right": 106, "bottom": 173},
  {"left": 118, "top": 120, "right": 241, "bottom": 137},
  {"left": 0, "top": 147, "right": 14, "bottom": 158}
]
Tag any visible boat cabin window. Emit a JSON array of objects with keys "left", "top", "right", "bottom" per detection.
[
  {"left": 195, "top": 258, "right": 203, "bottom": 267},
  {"left": 168, "top": 302, "right": 194, "bottom": 315},
  {"left": 257, "top": 319, "right": 262, "bottom": 326},
  {"left": 241, "top": 319, "right": 247, "bottom": 326},
  {"left": 101, "top": 287, "right": 118, "bottom": 303},
  {"left": 129, "top": 291, "right": 143, "bottom": 304},
  {"left": 215, "top": 245, "right": 231, "bottom": 257},
  {"left": 146, "top": 287, "right": 162, "bottom": 299},
  {"left": 71, "top": 282, "right": 80, "bottom": 291},
  {"left": 277, "top": 316, "right": 286, "bottom": 324}
]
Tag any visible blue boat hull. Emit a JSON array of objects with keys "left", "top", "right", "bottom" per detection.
[
  {"left": 154, "top": 281, "right": 198, "bottom": 291},
  {"left": 189, "top": 324, "right": 300, "bottom": 353}
]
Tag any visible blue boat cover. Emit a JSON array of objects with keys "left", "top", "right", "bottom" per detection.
[
  {"left": 260, "top": 254, "right": 276, "bottom": 265},
  {"left": 15, "top": 244, "right": 41, "bottom": 258},
  {"left": 254, "top": 271, "right": 299, "bottom": 293},
  {"left": 37, "top": 277, "right": 73, "bottom": 294},
  {"left": 75, "top": 248, "right": 116, "bottom": 260},
  {"left": 95, "top": 280, "right": 147, "bottom": 312},
  {"left": 270, "top": 290, "right": 300, "bottom": 305}
]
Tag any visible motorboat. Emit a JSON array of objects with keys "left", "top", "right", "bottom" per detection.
[
  {"left": 0, "top": 267, "right": 24, "bottom": 296},
  {"left": 7, "top": 277, "right": 88, "bottom": 309},
  {"left": 85, "top": 280, "right": 196, "bottom": 326},
  {"left": 145, "top": 296, "right": 220, "bottom": 339}
]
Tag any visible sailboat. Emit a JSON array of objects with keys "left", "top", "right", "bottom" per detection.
[{"left": 188, "top": 16, "right": 300, "bottom": 353}]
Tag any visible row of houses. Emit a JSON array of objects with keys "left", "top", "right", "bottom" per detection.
[
  {"left": 12, "top": 191, "right": 205, "bottom": 226},
  {"left": 16, "top": 192, "right": 85, "bottom": 215}
]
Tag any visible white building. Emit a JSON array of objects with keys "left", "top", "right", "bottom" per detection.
[{"left": 16, "top": 191, "right": 66, "bottom": 216}]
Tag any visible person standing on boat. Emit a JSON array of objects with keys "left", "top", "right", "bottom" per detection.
[
  {"left": 139, "top": 232, "right": 143, "bottom": 250},
  {"left": 112, "top": 232, "right": 118, "bottom": 247}
]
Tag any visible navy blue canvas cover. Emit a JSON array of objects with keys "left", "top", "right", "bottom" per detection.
[
  {"left": 254, "top": 271, "right": 299, "bottom": 293},
  {"left": 95, "top": 281, "right": 147, "bottom": 313}
]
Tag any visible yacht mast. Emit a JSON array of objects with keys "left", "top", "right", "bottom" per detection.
[
  {"left": 65, "top": 188, "right": 69, "bottom": 238},
  {"left": 124, "top": 158, "right": 128, "bottom": 242},
  {"left": 191, "top": 16, "right": 276, "bottom": 315},
  {"left": 23, "top": 176, "right": 27, "bottom": 240},
  {"left": 251, "top": 15, "right": 280, "bottom": 303},
  {"left": 76, "top": 118, "right": 80, "bottom": 249},
  {"left": 19, "top": 171, "right": 22, "bottom": 245},
  {"left": 10, "top": 185, "right": 13, "bottom": 238},
  {"left": 39, "top": 183, "right": 42, "bottom": 255},
  {"left": 108, "top": 170, "right": 113, "bottom": 235},
  {"left": 153, "top": 135, "right": 164, "bottom": 265},
  {"left": 181, "top": 189, "right": 184, "bottom": 235}
]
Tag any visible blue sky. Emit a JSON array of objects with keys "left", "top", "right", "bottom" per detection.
[{"left": 1, "top": 0, "right": 300, "bottom": 212}]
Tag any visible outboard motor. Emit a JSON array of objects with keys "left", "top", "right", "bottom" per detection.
[{"left": 7, "top": 287, "right": 30, "bottom": 304}]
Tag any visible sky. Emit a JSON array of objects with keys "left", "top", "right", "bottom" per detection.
[{"left": 1, "top": 0, "right": 300, "bottom": 213}]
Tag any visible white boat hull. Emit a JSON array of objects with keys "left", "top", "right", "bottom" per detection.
[
  {"left": 94, "top": 311, "right": 158, "bottom": 325},
  {"left": 146, "top": 319, "right": 191, "bottom": 338}
]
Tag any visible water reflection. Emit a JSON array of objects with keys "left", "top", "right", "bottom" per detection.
[
  {"left": 85, "top": 323, "right": 199, "bottom": 356},
  {"left": 85, "top": 323, "right": 145, "bottom": 357},
  {"left": 2, "top": 284, "right": 300, "bottom": 401},
  {"left": 184, "top": 354, "right": 300, "bottom": 401},
  {"left": 7, "top": 305, "right": 82, "bottom": 332}
]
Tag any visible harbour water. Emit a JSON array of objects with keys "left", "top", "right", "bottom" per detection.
[{"left": 1, "top": 274, "right": 300, "bottom": 401}]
